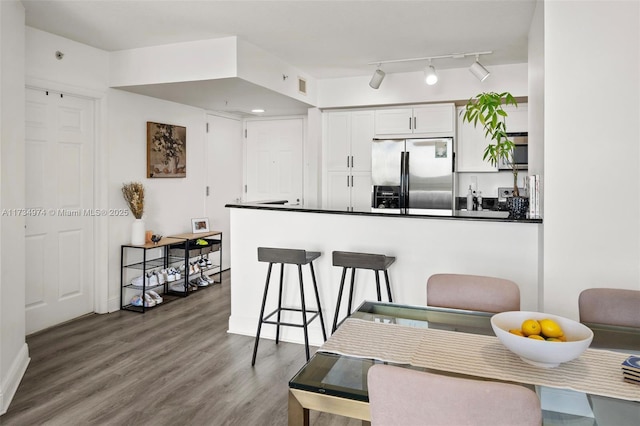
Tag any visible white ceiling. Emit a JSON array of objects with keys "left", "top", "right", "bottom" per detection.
[{"left": 22, "top": 0, "right": 537, "bottom": 116}]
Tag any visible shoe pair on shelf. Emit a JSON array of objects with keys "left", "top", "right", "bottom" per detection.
[
  {"left": 130, "top": 290, "right": 162, "bottom": 307},
  {"left": 189, "top": 262, "right": 200, "bottom": 275}
]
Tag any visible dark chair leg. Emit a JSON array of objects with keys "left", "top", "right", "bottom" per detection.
[
  {"left": 332, "top": 267, "right": 348, "bottom": 333},
  {"left": 309, "top": 262, "right": 327, "bottom": 341},
  {"left": 347, "top": 267, "right": 356, "bottom": 315},
  {"left": 384, "top": 270, "right": 393, "bottom": 302},
  {"left": 275, "top": 263, "right": 285, "bottom": 344},
  {"left": 252, "top": 262, "right": 273, "bottom": 366},
  {"left": 375, "top": 270, "right": 382, "bottom": 301},
  {"left": 298, "top": 265, "right": 310, "bottom": 361}
]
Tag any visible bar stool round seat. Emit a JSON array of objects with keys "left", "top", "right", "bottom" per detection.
[
  {"left": 331, "top": 251, "right": 395, "bottom": 333},
  {"left": 251, "top": 247, "right": 327, "bottom": 366}
]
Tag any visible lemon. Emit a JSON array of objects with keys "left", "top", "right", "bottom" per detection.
[
  {"left": 528, "top": 334, "right": 545, "bottom": 340},
  {"left": 509, "top": 329, "right": 525, "bottom": 337},
  {"left": 546, "top": 337, "right": 562, "bottom": 342},
  {"left": 521, "top": 319, "right": 541, "bottom": 336},
  {"left": 539, "top": 318, "right": 564, "bottom": 338}
]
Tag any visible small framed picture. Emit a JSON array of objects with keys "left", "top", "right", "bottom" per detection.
[{"left": 191, "top": 218, "right": 210, "bottom": 233}]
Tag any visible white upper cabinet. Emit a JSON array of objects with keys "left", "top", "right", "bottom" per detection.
[
  {"left": 324, "top": 110, "right": 374, "bottom": 211},
  {"left": 456, "top": 103, "right": 528, "bottom": 172},
  {"left": 375, "top": 104, "right": 455, "bottom": 136}
]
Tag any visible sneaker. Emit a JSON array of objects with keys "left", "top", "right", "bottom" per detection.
[
  {"left": 203, "top": 274, "right": 214, "bottom": 284},
  {"left": 131, "top": 275, "right": 144, "bottom": 287},
  {"left": 147, "top": 290, "right": 163, "bottom": 304},
  {"left": 147, "top": 272, "right": 159, "bottom": 287},
  {"left": 169, "top": 282, "right": 186, "bottom": 293},
  {"left": 198, "top": 258, "right": 208, "bottom": 269},
  {"left": 156, "top": 270, "right": 166, "bottom": 285},
  {"left": 143, "top": 293, "right": 156, "bottom": 307},
  {"left": 197, "top": 276, "right": 209, "bottom": 287},
  {"left": 131, "top": 294, "right": 144, "bottom": 306},
  {"left": 205, "top": 256, "right": 213, "bottom": 267},
  {"left": 191, "top": 262, "right": 200, "bottom": 273},
  {"left": 166, "top": 269, "right": 176, "bottom": 282},
  {"left": 174, "top": 269, "right": 182, "bottom": 280},
  {"left": 188, "top": 282, "right": 199, "bottom": 291}
]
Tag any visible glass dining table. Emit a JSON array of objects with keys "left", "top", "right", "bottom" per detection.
[{"left": 288, "top": 301, "right": 640, "bottom": 426}]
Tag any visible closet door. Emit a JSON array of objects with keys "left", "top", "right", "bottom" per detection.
[{"left": 25, "top": 88, "right": 95, "bottom": 334}]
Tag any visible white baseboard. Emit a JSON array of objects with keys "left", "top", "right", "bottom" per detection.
[
  {"left": 0, "top": 343, "right": 30, "bottom": 415},
  {"left": 107, "top": 296, "right": 121, "bottom": 313}
]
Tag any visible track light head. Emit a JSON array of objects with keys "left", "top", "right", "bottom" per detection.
[
  {"left": 369, "top": 68, "right": 385, "bottom": 89},
  {"left": 469, "top": 56, "right": 490, "bottom": 81},
  {"left": 425, "top": 64, "right": 438, "bottom": 85}
]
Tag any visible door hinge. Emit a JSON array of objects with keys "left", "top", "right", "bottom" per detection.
[
  {"left": 206, "top": 122, "right": 209, "bottom": 133},
  {"left": 245, "top": 129, "right": 247, "bottom": 138},
  {"left": 206, "top": 186, "right": 210, "bottom": 196},
  {"left": 244, "top": 184, "right": 247, "bottom": 193}
]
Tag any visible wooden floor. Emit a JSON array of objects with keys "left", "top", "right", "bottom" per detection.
[{"left": 2, "top": 271, "right": 360, "bottom": 426}]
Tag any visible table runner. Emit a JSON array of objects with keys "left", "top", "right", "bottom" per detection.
[{"left": 318, "top": 318, "right": 640, "bottom": 402}]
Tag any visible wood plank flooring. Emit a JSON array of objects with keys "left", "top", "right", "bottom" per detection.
[{"left": 1, "top": 271, "right": 359, "bottom": 426}]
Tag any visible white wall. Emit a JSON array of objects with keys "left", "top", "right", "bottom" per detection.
[
  {"left": 543, "top": 1, "right": 640, "bottom": 319},
  {"left": 106, "top": 89, "right": 208, "bottom": 309},
  {"left": 318, "top": 63, "right": 528, "bottom": 109},
  {"left": 0, "top": 0, "right": 28, "bottom": 415}
]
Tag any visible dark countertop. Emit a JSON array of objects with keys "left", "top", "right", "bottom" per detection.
[{"left": 225, "top": 202, "right": 543, "bottom": 224}]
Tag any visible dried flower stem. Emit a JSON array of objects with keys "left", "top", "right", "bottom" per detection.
[{"left": 122, "top": 182, "right": 144, "bottom": 219}]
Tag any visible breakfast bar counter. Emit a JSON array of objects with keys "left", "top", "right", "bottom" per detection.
[{"left": 226, "top": 203, "right": 542, "bottom": 347}]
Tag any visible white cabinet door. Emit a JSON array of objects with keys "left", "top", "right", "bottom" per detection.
[
  {"left": 456, "top": 106, "right": 498, "bottom": 172},
  {"left": 326, "top": 171, "right": 351, "bottom": 211},
  {"left": 413, "top": 104, "right": 455, "bottom": 134},
  {"left": 325, "top": 112, "right": 351, "bottom": 172},
  {"left": 375, "top": 108, "right": 413, "bottom": 135},
  {"left": 350, "top": 110, "right": 374, "bottom": 172},
  {"left": 351, "top": 172, "right": 373, "bottom": 211},
  {"left": 505, "top": 104, "right": 528, "bottom": 133}
]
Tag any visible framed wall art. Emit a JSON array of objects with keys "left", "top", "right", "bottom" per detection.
[
  {"left": 191, "top": 218, "right": 210, "bottom": 233},
  {"left": 147, "top": 121, "right": 187, "bottom": 178}
]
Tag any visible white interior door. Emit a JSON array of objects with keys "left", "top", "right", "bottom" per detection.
[
  {"left": 245, "top": 118, "right": 303, "bottom": 205},
  {"left": 205, "top": 114, "right": 243, "bottom": 270},
  {"left": 25, "top": 88, "right": 94, "bottom": 334}
]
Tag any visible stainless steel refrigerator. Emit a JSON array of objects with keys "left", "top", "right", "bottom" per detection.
[{"left": 371, "top": 138, "right": 455, "bottom": 215}]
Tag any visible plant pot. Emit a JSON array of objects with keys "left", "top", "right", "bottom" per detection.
[{"left": 507, "top": 196, "right": 529, "bottom": 219}]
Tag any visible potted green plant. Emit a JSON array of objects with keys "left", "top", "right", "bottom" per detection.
[{"left": 462, "top": 91, "right": 528, "bottom": 218}]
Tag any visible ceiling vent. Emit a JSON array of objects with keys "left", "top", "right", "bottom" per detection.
[{"left": 298, "top": 77, "right": 307, "bottom": 95}]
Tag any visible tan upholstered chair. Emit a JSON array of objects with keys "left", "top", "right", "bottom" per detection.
[
  {"left": 578, "top": 288, "right": 640, "bottom": 328},
  {"left": 426, "top": 273, "right": 520, "bottom": 313},
  {"left": 368, "top": 365, "right": 542, "bottom": 426}
]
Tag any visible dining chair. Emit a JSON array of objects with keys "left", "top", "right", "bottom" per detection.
[
  {"left": 578, "top": 288, "right": 640, "bottom": 328},
  {"left": 367, "top": 364, "right": 542, "bottom": 426},
  {"left": 426, "top": 273, "right": 520, "bottom": 313}
]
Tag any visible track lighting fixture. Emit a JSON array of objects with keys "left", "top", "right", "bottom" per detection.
[
  {"left": 469, "top": 55, "right": 490, "bottom": 82},
  {"left": 367, "top": 51, "right": 492, "bottom": 87},
  {"left": 424, "top": 60, "right": 438, "bottom": 85},
  {"left": 369, "top": 67, "right": 385, "bottom": 89}
]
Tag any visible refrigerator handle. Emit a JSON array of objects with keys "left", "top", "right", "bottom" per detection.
[
  {"left": 399, "top": 151, "right": 406, "bottom": 211},
  {"left": 404, "top": 151, "right": 410, "bottom": 210}
]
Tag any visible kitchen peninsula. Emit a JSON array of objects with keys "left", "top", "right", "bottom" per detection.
[{"left": 226, "top": 202, "right": 541, "bottom": 347}]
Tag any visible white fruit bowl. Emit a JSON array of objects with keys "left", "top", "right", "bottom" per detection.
[{"left": 491, "top": 311, "right": 593, "bottom": 368}]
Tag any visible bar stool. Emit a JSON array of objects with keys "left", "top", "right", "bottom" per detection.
[
  {"left": 251, "top": 247, "right": 327, "bottom": 366},
  {"left": 331, "top": 251, "right": 395, "bottom": 333}
]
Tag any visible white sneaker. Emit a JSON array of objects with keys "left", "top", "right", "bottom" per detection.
[
  {"left": 197, "top": 276, "right": 209, "bottom": 287},
  {"left": 147, "top": 272, "right": 159, "bottom": 287},
  {"left": 203, "top": 275, "right": 214, "bottom": 284},
  {"left": 166, "top": 269, "right": 176, "bottom": 282},
  {"left": 143, "top": 293, "right": 156, "bottom": 307},
  {"left": 170, "top": 282, "right": 187, "bottom": 293},
  {"left": 131, "top": 276, "right": 144, "bottom": 287},
  {"left": 147, "top": 290, "right": 163, "bottom": 304},
  {"left": 156, "top": 270, "right": 166, "bottom": 285},
  {"left": 131, "top": 294, "right": 143, "bottom": 306}
]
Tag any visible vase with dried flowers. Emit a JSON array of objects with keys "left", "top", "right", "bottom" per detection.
[{"left": 122, "top": 182, "right": 145, "bottom": 245}]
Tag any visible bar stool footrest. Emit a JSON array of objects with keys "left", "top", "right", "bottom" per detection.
[{"left": 262, "top": 307, "right": 321, "bottom": 328}]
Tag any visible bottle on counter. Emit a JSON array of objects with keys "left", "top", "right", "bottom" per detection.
[
  {"left": 467, "top": 185, "right": 474, "bottom": 211},
  {"left": 477, "top": 191, "right": 483, "bottom": 211}
]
